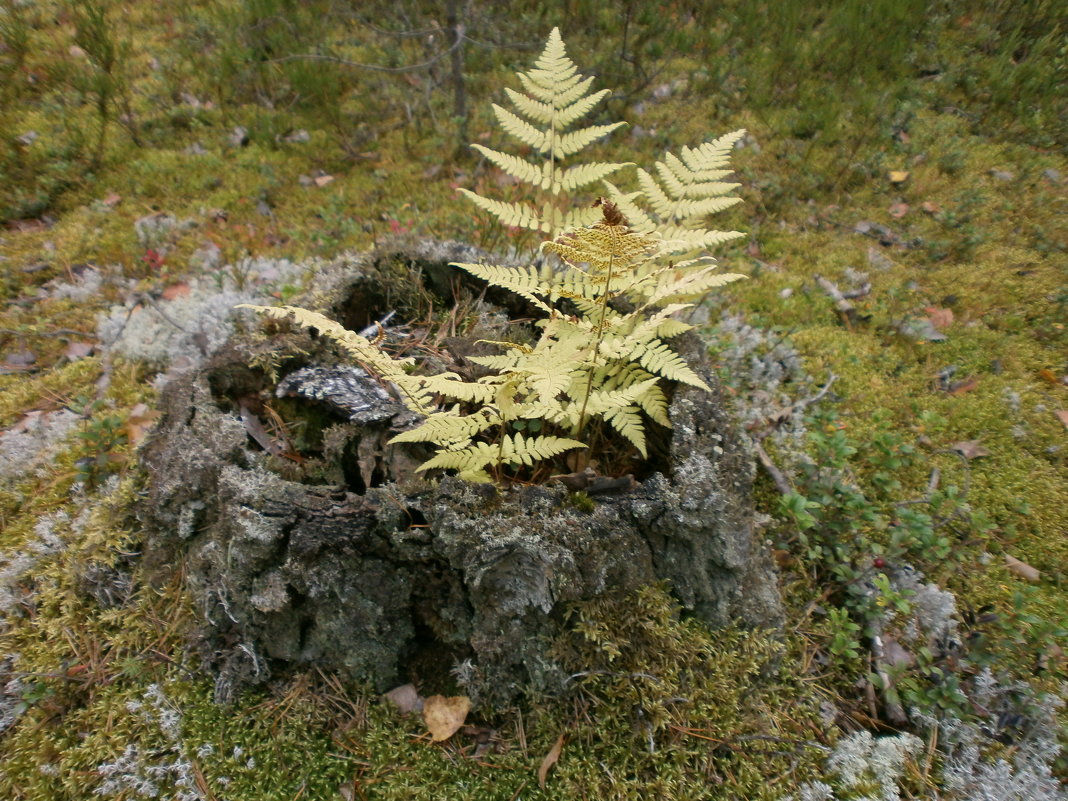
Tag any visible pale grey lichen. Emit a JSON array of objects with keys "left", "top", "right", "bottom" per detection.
[
  {"left": 0, "top": 409, "right": 81, "bottom": 483},
  {"left": 96, "top": 257, "right": 308, "bottom": 370},
  {"left": 825, "top": 731, "right": 923, "bottom": 801}
]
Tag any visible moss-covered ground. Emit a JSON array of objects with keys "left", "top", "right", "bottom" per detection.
[{"left": 1, "top": 1, "right": 1065, "bottom": 798}]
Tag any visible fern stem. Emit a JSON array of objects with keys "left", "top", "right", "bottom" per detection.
[{"left": 574, "top": 254, "right": 615, "bottom": 443}]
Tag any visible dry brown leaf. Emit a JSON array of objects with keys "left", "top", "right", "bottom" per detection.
[
  {"left": 950, "top": 440, "right": 990, "bottom": 460},
  {"left": 161, "top": 282, "right": 191, "bottom": 301},
  {"left": 383, "top": 683, "right": 423, "bottom": 715},
  {"left": 948, "top": 376, "right": 979, "bottom": 395},
  {"left": 538, "top": 733, "right": 566, "bottom": 789},
  {"left": 126, "top": 403, "right": 161, "bottom": 445},
  {"left": 925, "top": 306, "right": 955, "bottom": 330},
  {"left": 314, "top": 174, "right": 335, "bottom": 188},
  {"left": 1055, "top": 410, "right": 1068, "bottom": 430},
  {"left": 888, "top": 170, "right": 910, "bottom": 184},
  {"left": 1005, "top": 554, "right": 1040, "bottom": 582},
  {"left": 1037, "top": 368, "right": 1060, "bottom": 385},
  {"left": 423, "top": 695, "right": 470, "bottom": 742},
  {"left": 63, "top": 341, "right": 95, "bottom": 361}
]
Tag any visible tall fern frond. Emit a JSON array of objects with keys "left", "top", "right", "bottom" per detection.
[
  {"left": 460, "top": 27, "right": 630, "bottom": 238},
  {"left": 603, "top": 129, "right": 747, "bottom": 255}
]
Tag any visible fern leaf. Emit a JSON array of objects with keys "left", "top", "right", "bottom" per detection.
[
  {"left": 390, "top": 409, "right": 497, "bottom": 446},
  {"left": 502, "top": 87, "right": 554, "bottom": 126},
  {"left": 557, "top": 162, "right": 631, "bottom": 193},
  {"left": 452, "top": 262, "right": 556, "bottom": 313},
  {"left": 455, "top": 189, "right": 547, "bottom": 232},
  {"left": 418, "top": 433, "right": 585, "bottom": 473},
  {"left": 603, "top": 405, "right": 647, "bottom": 456},
  {"left": 554, "top": 88, "right": 612, "bottom": 127},
  {"left": 636, "top": 167, "right": 676, "bottom": 219},
  {"left": 680, "top": 129, "right": 746, "bottom": 171},
  {"left": 492, "top": 104, "right": 548, "bottom": 152},
  {"left": 556, "top": 122, "right": 626, "bottom": 158},
  {"left": 561, "top": 204, "right": 605, "bottom": 230},
  {"left": 470, "top": 145, "right": 546, "bottom": 189},
  {"left": 518, "top": 72, "right": 593, "bottom": 107},
  {"left": 633, "top": 340, "right": 710, "bottom": 390}
]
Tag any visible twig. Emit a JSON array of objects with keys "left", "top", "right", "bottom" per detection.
[
  {"left": 754, "top": 439, "right": 793, "bottom": 495},
  {"left": 790, "top": 372, "right": 838, "bottom": 417},
  {"left": 815, "top": 274, "right": 870, "bottom": 327}
]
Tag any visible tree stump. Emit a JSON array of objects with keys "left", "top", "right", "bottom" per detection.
[{"left": 138, "top": 241, "right": 782, "bottom": 705}]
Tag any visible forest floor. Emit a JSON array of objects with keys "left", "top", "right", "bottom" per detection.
[{"left": 1, "top": 2, "right": 1066, "bottom": 799}]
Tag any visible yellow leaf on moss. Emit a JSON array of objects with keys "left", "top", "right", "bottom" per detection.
[{"left": 423, "top": 695, "right": 470, "bottom": 742}]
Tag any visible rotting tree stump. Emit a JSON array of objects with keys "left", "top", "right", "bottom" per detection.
[{"left": 138, "top": 241, "right": 782, "bottom": 706}]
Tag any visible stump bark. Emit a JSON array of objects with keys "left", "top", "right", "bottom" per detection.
[{"left": 138, "top": 242, "right": 782, "bottom": 705}]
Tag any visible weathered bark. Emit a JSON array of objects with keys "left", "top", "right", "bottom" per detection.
[{"left": 137, "top": 243, "right": 782, "bottom": 706}]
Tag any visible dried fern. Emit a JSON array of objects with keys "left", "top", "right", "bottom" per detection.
[
  {"left": 459, "top": 27, "right": 630, "bottom": 237},
  {"left": 603, "top": 129, "right": 747, "bottom": 255},
  {"left": 239, "top": 28, "right": 753, "bottom": 484}
]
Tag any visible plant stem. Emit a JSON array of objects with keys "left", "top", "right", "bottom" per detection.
[{"left": 573, "top": 254, "right": 615, "bottom": 443}]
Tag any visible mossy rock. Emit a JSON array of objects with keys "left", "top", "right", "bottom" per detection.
[{"left": 137, "top": 241, "right": 782, "bottom": 707}]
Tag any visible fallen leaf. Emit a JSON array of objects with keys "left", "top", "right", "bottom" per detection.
[
  {"left": 950, "top": 440, "right": 990, "bottom": 460},
  {"left": 538, "top": 733, "right": 566, "bottom": 789},
  {"left": 384, "top": 683, "right": 424, "bottom": 715},
  {"left": 314, "top": 174, "right": 335, "bottom": 188},
  {"left": 947, "top": 376, "right": 979, "bottom": 395},
  {"left": 423, "top": 695, "right": 470, "bottom": 742},
  {"left": 126, "top": 404, "right": 161, "bottom": 445},
  {"left": 1004, "top": 554, "right": 1040, "bottom": 582},
  {"left": 888, "top": 170, "right": 910, "bottom": 184},
  {"left": 1037, "top": 368, "right": 1060, "bottom": 385},
  {"left": 889, "top": 202, "right": 909, "bottom": 218},
  {"left": 161, "top": 282, "right": 191, "bottom": 301},
  {"left": 920, "top": 201, "right": 941, "bottom": 214},
  {"left": 1055, "top": 410, "right": 1068, "bottom": 430},
  {"left": 924, "top": 306, "right": 955, "bottom": 330},
  {"left": 63, "top": 341, "right": 95, "bottom": 361}
]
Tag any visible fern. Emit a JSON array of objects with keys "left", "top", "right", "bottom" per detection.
[
  {"left": 459, "top": 27, "right": 630, "bottom": 237},
  {"left": 240, "top": 28, "right": 752, "bottom": 484},
  {"left": 604, "top": 129, "right": 747, "bottom": 255}
]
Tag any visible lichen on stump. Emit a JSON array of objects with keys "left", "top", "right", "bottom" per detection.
[{"left": 138, "top": 242, "right": 782, "bottom": 706}]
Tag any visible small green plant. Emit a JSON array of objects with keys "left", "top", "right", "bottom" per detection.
[{"left": 242, "top": 29, "right": 748, "bottom": 482}]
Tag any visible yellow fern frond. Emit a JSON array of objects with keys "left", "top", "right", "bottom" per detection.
[
  {"left": 418, "top": 433, "right": 586, "bottom": 474},
  {"left": 451, "top": 262, "right": 555, "bottom": 313},
  {"left": 555, "top": 123, "right": 626, "bottom": 159},
  {"left": 460, "top": 28, "right": 628, "bottom": 238},
  {"left": 632, "top": 340, "right": 710, "bottom": 390},
  {"left": 456, "top": 190, "right": 547, "bottom": 232},
  {"left": 390, "top": 408, "right": 497, "bottom": 446},
  {"left": 492, "top": 103, "right": 549, "bottom": 152},
  {"left": 237, "top": 304, "right": 438, "bottom": 415},
  {"left": 470, "top": 145, "right": 545, "bottom": 188},
  {"left": 603, "top": 404, "right": 647, "bottom": 456},
  {"left": 557, "top": 162, "right": 631, "bottom": 194}
]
